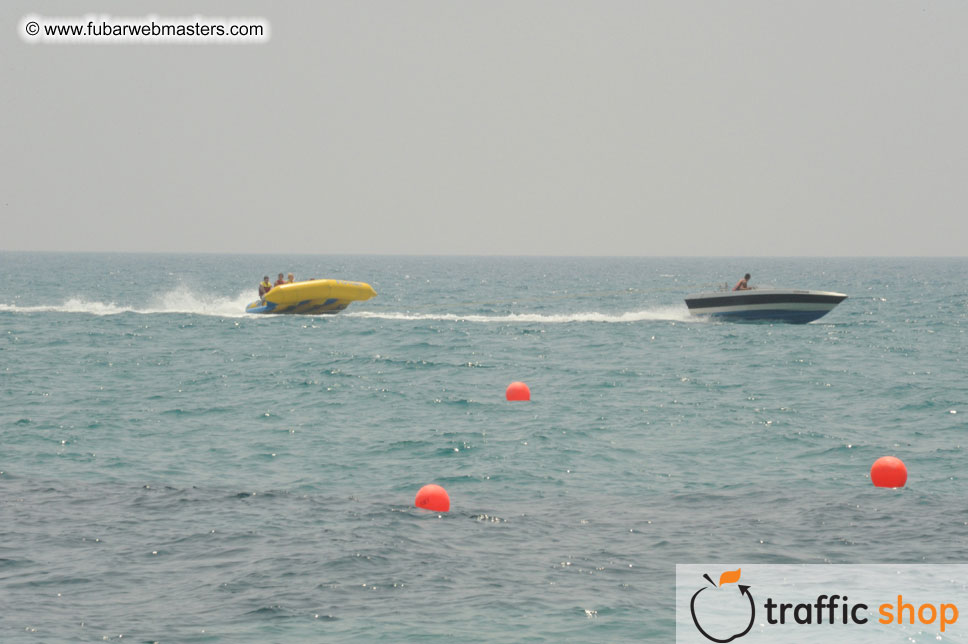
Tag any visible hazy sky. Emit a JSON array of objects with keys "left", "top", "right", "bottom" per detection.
[{"left": 3, "top": 1, "right": 966, "bottom": 256}]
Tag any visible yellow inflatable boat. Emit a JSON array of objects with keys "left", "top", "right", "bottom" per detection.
[{"left": 245, "top": 279, "right": 377, "bottom": 315}]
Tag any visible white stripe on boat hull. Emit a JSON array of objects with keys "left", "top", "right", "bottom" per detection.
[{"left": 684, "top": 288, "right": 847, "bottom": 324}]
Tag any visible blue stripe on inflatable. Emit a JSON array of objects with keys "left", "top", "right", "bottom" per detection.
[
  {"left": 245, "top": 297, "right": 351, "bottom": 315},
  {"left": 245, "top": 300, "right": 278, "bottom": 314}
]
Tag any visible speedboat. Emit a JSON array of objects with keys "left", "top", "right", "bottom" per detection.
[
  {"left": 684, "top": 288, "right": 847, "bottom": 324},
  {"left": 245, "top": 279, "right": 377, "bottom": 314}
]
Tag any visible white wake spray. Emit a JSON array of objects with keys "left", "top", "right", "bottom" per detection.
[
  {"left": 0, "top": 289, "right": 255, "bottom": 318},
  {"left": 1, "top": 291, "right": 697, "bottom": 323},
  {"left": 345, "top": 306, "right": 695, "bottom": 324}
]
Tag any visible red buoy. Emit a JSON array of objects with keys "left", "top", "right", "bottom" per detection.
[
  {"left": 505, "top": 381, "right": 531, "bottom": 401},
  {"left": 871, "top": 456, "right": 907, "bottom": 488},
  {"left": 415, "top": 484, "right": 450, "bottom": 512}
]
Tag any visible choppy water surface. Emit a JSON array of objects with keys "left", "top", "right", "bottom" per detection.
[{"left": 1, "top": 254, "right": 966, "bottom": 642}]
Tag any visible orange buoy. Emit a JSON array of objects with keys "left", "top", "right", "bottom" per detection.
[
  {"left": 505, "top": 381, "right": 531, "bottom": 401},
  {"left": 415, "top": 484, "right": 450, "bottom": 512},
  {"left": 871, "top": 456, "right": 907, "bottom": 488}
]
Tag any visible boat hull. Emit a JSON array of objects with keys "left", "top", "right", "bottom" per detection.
[
  {"left": 246, "top": 279, "right": 377, "bottom": 315},
  {"left": 684, "top": 289, "right": 847, "bottom": 324}
]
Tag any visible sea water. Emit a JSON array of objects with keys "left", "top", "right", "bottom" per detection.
[{"left": 0, "top": 253, "right": 965, "bottom": 642}]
